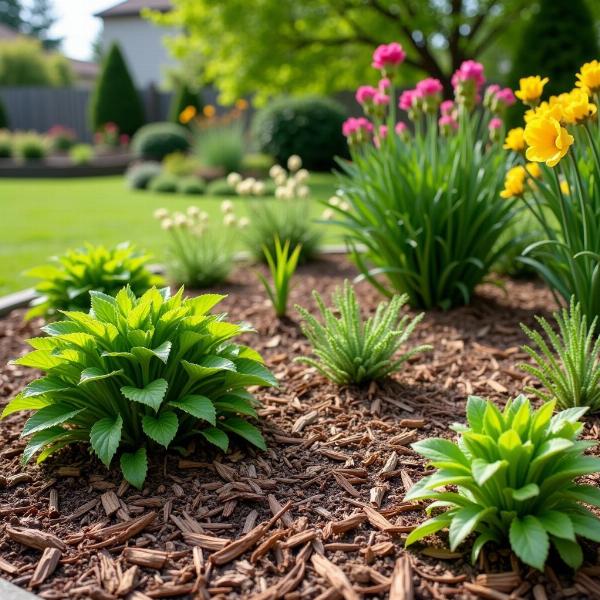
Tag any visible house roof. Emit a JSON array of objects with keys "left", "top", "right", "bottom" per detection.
[{"left": 95, "top": 0, "right": 172, "bottom": 19}]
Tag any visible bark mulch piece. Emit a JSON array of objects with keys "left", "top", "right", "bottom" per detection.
[{"left": 1, "top": 255, "right": 598, "bottom": 599}]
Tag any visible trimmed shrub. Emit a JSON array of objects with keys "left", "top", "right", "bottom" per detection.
[
  {"left": 252, "top": 96, "right": 348, "bottom": 171},
  {"left": 47, "top": 125, "right": 76, "bottom": 152},
  {"left": 69, "top": 144, "right": 94, "bottom": 165},
  {"left": 89, "top": 42, "right": 145, "bottom": 136},
  {"left": 169, "top": 82, "right": 204, "bottom": 124},
  {"left": 178, "top": 176, "right": 206, "bottom": 195},
  {"left": 0, "top": 96, "right": 8, "bottom": 129},
  {"left": 0, "top": 130, "right": 12, "bottom": 158},
  {"left": 13, "top": 132, "right": 47, "bottom": 161},
  {"left": 132, "top": 122, "right": 190, "bottom": 162},
  {"left": 194, "top": 120, "right": 244, "bottom": 173},
  {"left": 206, "top": 177, "right": 236, "bottom": 196},
  {"left": 149, "top": 173, "right": 179, "bottom": 194},
  {"left": 241, "top": 152, "right": 274, "bottom": 175},
  {"left": 126, "top": 162, "right": 162, "bottom": 190},
  {"left": 162, "top": 151, "right": 200, "bottom": 177}
]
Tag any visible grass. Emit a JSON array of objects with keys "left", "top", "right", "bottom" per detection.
[{"left": 0, "top": 173, "right": 339, "bottom": 295}]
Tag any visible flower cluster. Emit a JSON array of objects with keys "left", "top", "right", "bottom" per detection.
[
  {"left": 94, "top": 122, "right": 129, "bottom": 148},
  {"left": 269, "top": 156, "right": 310, "bottom": 200}
]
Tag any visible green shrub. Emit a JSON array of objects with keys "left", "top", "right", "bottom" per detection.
[
  {"left": 252, "top": 96, "right": 348, "bottom": 171},
  {"left": 89, "top": 42, "right": 145, "bottom": 136},
  {"left": 48, "top": 125, "right": 76, "bottom": 152},
  {"left": 296, "top": 281, "right": 430, "bottom": 385},
  {"left": 194, "top": 120, "right": 244, "bottom": 174},
  {"left": 521, "top": 299, "right": 600, "bottom": 412},
  {"left": 149, "top": 173, "right": 179, "bottom": 194},
  {"left": 0, "top": 129, "right": 12, "bottom": 158},
  {"left": 126, "top": 162, "right": 162, "bottom": 190},
  {"left": 207, "top": 177, "right": 236, "bottom": 196},
  {"left": 132, "top": 122, "right": 190, "bottom": 162},
  {"left": 178, "top": 176, "right": 206, "bottom": 195},
  {"left": 13, "top": 132, "right": 47, "bottom": 161},
  {"left": 25, "top": 243, "right": 163, "bottom": 320},
  {"left": 406, "top": 395, "right": 600, "bottom": 571},
  {"left": 241, "top": 153, "right": 274, "bottom": 175},
  {"left": 4, "top": 286, "right": 275, "bottom": 488},
  {"left": 169, "top": 82, "right": 204, "bottom": 124},
  {"left": 0, "top": 96, "right": 8, "bottom": 129},
  {"left": 162, "top": 151, "right": 200, "bottom": 177},
  {"left": 69, "top": 143, "right": 94, "bottom": 165}
]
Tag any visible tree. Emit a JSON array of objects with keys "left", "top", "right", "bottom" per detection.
[
  {"left": 89, "top": 42, "right": 145, "bottom": 135},
  {"left": 168, "top": 81, "right": 203, "bottom": 124},
  {"left": 0, "top": 0, "right": 23, "bottom": 31},
  {"left": 510, "top": 0, "right": 598, "bottom": 98},
  {"left": 148, "top": 0, "right": 539, "bottom": 102},
  {"left": 24, "top": 0, "right": 62, "bottom": 50}
]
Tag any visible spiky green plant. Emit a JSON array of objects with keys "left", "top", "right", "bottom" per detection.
[
  {"left": 4, "top": 286, "right": 276, "bottom": 488},
  {"left": 256, "top": 237, "right": 301, "bottom": 318},
  {"left": 406, "top": 395, "right": 600, "bottom": 571},
  {"left": 520, "top": 299, "right": 600, "bottom": 412},
  {"left": 295, "top": 281, "right": 430, "bottom": 385},
  {"left": 26, "top": 243, "right": 163, "bottom": 321}
]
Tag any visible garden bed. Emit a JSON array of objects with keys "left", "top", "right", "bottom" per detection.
[
  {"left": 0, "top": 154, "right": 132, "bottom": 178},
  {"left": 1, "top": 255, "right": 599, "bottom": 599}
]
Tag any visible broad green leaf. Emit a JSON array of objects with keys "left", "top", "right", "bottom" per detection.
[
  {"left": 550, "top": 407, "right": 588, "bottom": 433},
  {"left": 12, "top": 350, "right": 63, "bottom": 370},
  {"left": 200, "top": 427, "right": 229, "bottom": 452},
  {"left": 182, "top": 357, "right": 236, "bottom": 381},
  {"left": 150, "top": 341, "right": 171, "bottom": 364},
  {"left": 22, "top": 376, "right": 70, "bottom": 398},
  {"left": 22, "top": 427, "right": 68, "bottom": 463},
  {"left": 1, "top": 393, "right": 51, "bottom": 418},
  {"left": 511, "top": 483, "right": 539, "bottom": 501},
  {"left": 90, "top": 290, "right": 117, "bottom": 322},
  {"left": 120, "top": 447, "right": 148, "bottom": 489},
  {"left": 79, "top": 367, "right": 123, "bottom": 385},
  {"left": 538, "top": 511, "right": 575, "bottom": 541},
  {"left": 90, "top": 414, "right": 123, "bottom": 467},
  {"left": 121, "top": 379, "right": 168, "bottom": 412},
  {"left": 564, "top": 484, "right": 600, "bottom": 507},
  {"left": 471, "top": 531, "right": 498, "bottom": 563},
  {"left": 22, "top": 403, "right": 84, "bottom": 437},
  {"left": 570, "top": 510, "right": 600, "bottom": 542},
  {"left": 226, "top": 358, "right": 277, "bottom": 387},
  {"left": 472, "top": 459, "right": 507, "bottom": 487},
  {"left": 42, "top": 321, "right": 81, "bottom": 336},
  {"left": 214, "top": 396, "right": 257, "bottom": 418},
  {"left": 188, "top": 293, "right": 226, "bottom": 315},
  {"left": 221, "top": 417, "right": 266, "bottom": 451},
  {"left": 168, "top": 395, "right": 216, "bottom": 425},
  {"left": 405, "top": 513, "right": 452, "bottom": 546},
  {"left": 449, "top": 505, "right": 492, "bottom": 551},
  {"left": 466, "top": 396, "right": 487, "bottom": 432},
  {"left": 551, "top": 536, "right": 583, "bottom": 570},
  {"left": 411, "top": 438, "right": 469, "bottom": 467},
  {"left": 509, "top": 515, "right": 549, "bottom": 571},
  {"left": 142, "top": 410, "right": 178, "bottom": 448}
]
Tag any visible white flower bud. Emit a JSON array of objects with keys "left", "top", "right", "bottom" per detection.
[
  {"left": 328, "top": 195, "right": 341, "bottom": 207},
  {"left": 269, "top": 164, "right": 284, "bottom": 179},
  {"left": 186, "top": 205, "right": 200, "bottom": 217},
  {"left": 199, "top": 211, "right": 209, "bottom": 223},
  {"left": 227, "top": 172, "right": 242, "bottom": 186},
  {"left": 238, "top": 216, "right": 250, "bottom": 229},
  {"left": 287, "top": 154, "right": 302, "bottom": 172},
  {"left": 297, "top": 185, "right": 310, "bottom": 199},
  {"left": 321, "top": 208, "right": 335, "bottom": 221},
  {"left": 223, "top": 213, "right": 237, "bottom": 227},
  {"left": 221, "top": 200, "right": 234, "bottom": 213},
  {"left": 339, "top": 201, "right": 351, "bottom": 212},
  {"left": 252, "top": 181, "right": 266, "bottom": 196},
  {"left": 161, "top": 218, "right": 174, "bottom": 230},
  {"left": 274, "top": 173, "right": 287, "bottom": 187},
  {"left": 294, "top": 168, "right": 309, "bottom": 183},
  {"left": 154, "top": 208, "right": 169, "bottom": 220},
  {"left": 173, "top": 212, "right": 187, "bottom": 227},
  {"left": 275, "top": 186, "right": 287, "bottom": 199}
]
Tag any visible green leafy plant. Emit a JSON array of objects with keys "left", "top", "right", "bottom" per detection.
[
  {"left": 0, "top": 129, "right": 12, "bottom": 158},
  {"left": 162, "top": 151, "right": 201, "bottom": 177},
  {"left": 13, "top": 132, "right": 47, "bottom": 161},
  {"left": 69, "top": 143, "right": 94, "bottom": 166},
  {"left": 148, "top": 173, "right": 179, "bottom": 194},
  {"left": 295, "top": 281, "right": 430, "bottom": 385},
  {"left": 194, "top": 119, "right": 244, "bottom": 174},
  {"left": 132, "top": 122, "right": 190, "bottom": 162},
  {"left": 26, "top": 243, "right": 163, "bottom": 321},
  {"left": 406, "top": 395, "right": 600, "bottom": 571},
  {"left": 206, "top": 177, "right": 236, "bottom": 196},
  {"left": 256, "top": 237, "right": 301, "bottom": 318},
  {"left": 521, "top": 299, "right": 600, "bottom": 412},
  {"left": 4, "top": 286, "right": 276, "bottom": 488},
  {"left": 126, "top": 162, "right": 162, "bottom": 190},
  {"left": 178, "top": 176, "right": 206, "bottom": 195}
]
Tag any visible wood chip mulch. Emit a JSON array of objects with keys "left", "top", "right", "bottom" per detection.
[{"left": 1, "top": 255, "right": 599, "bottom": 599}]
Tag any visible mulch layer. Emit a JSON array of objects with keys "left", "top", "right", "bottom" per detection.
[{"left": 1, "top": 255, "right": 599, "bottom": 600}]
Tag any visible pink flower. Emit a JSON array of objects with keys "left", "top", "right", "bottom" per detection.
[
  {"left": 373, "top": 92, "right": 389, "bottom": 106},
  {"left": 416, "top": 78, "right": 443, "bottom": 97},
  {"left": 399, "top": 89, "right": 418, "bottom": 111},
  {"left": 342, "top": 117, "right": 373, "bottom": 139},
  {"left": 488, "top": 117, "right": 503, "bottom": 130},
  {"left": 440, "top": 100, "right": 455, "bottom": 116},
  {"left": 439, "top": 114, "right": 458, "bottom": 131},
  {"left": 372, "top": 42, "right": 406, "bottom": 71},
  {"left": 379, "top": 125, "right": 388, "bottom": 138},
  {"left": 355, "top": 85, "right": 378, "bottom": 105},
  {"left": 495, "top": 87, "right": 516, "bottom": 107},
  {"left": 451, "top": 60, "right": 485, "bottom": 90},
  {"left": 342, "top": 118, "right": 358, "bottom": 137},
  {"left": 378, "top": 78, "right": 391, "bottom": 92},
  {"left": 486, "top": 84, "right": 500, "bottom": 97},
  {"left": 104, "top": 122, "right": 118, "bottom": 132},
  {"left": 395, "top": 122, "right": 407, "bottom": 135},
  {"left": 120, "top": 133, "right": 130, "bottom": 145}
]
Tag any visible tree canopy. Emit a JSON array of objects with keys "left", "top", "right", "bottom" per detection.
[{"left": 148, "top": 0, "right": 558, "bottom": 103}]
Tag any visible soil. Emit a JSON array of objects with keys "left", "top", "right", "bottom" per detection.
[{"left": 0, "top": 254, "right": 598, "bottom": 600}]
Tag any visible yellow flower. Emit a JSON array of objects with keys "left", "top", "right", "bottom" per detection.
[
  {"left": 179, "top": 105, "right": 197, "bottom": 124},
  {"left": 235, "top": 98, "right": 249, "bottom": 110},
  {"left": 560, "top": 180, "right": 570, "bottom": 195},
  {"left": 562, "top": 89, "right": 597, "bottom": 124},
  {"left": 525, "top": 100, "right": 563, "bottom": 123},
  {"left": 500, "top": 166, "right": 526, "bottom": 198},
  {"left": 503, "top": 127, "right": 526, "bottom": 152},
  {"left": 203, "top": 105, "right": 216, "bottom": 118},
  {"left": 524, "top": 116, "right": 574, "bottom": 167},
  {"left": 515, "top": 76, "right": 549, "bottom": 106},
  {"left": 525, "top": 162, "right": 541, "bottom": 178},
  {"left": 576, "top": 60, "right": 600, "bottom": 95}
]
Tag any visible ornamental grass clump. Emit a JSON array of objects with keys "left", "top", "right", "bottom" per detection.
[
  {"left": 521, "top": 299, "right": 600, "bottom": 412},
  {"left": 295, "top": 281, "right": 430, "bottom": 385},
  {"left": 3, "top": 286, "right": 276, "bottom": 488},
  {"left": 334, "top": 45, "right": 516, "bottom": 309},
  {"left": 26, "top": 243, "right": 163, "bottom": 321},
  {"left": 501, "top": 62, "right": 600, "bottom": 320},
  {"left": 406, "top": 395, "right": 600, "bottom": 571}
]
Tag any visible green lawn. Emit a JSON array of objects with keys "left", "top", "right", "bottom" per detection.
[{"left": 0, "top": 173, "right": 339, "bottom": 295}]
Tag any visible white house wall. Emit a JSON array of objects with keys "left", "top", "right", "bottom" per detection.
[{"left": 102, "top": 17, "right": 177, "bottom": 88}]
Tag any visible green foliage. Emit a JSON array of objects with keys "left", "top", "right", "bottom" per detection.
[
  {"left": 169, "top": 81, "right": 203, "bottom": 124},
  {"left": 206, "top": 177, "right": 236, "bottom": 196},
  {"left": 241, "top": 153, "right": 274, "bottom": 175},
  {"left": 521, "top": 299, "right": 600, "bottom": 412},
  {"left": 48, "top": 125, "right": 76, "bottom": 152},
  {"left": 244, "top": 201, "right": 321, "bottom": 264},
  {"left": 13, "top": 131, "right": 47, "bottom": 160},
  {"left": 26, "top": 243, "right": 163, "bottom": 320},
  {"left": 69, "top": 143, "right": 94, "bottom": 165},
  {"left": 296, "top": 281, "right": 429, "bottom": 385},
  {"left": 407, "top": 395, "right": 600, "bottom": 571},
  {"left": 0, "top": 95, "right": 8, "bottom": 129},
  {"left": 252, "top": 97, "right": 348, "bottom": 171},
  {"left": 89, "top": 43, "right": 145, "bottom": 136},
  {"left": 126, "top": 162, "right": 162, "bottom": 190},
  {"left": 178, "top": 176, "right": 206, "bottom": 195},
  {"left": 510, "top": 0, "right": 598, "bottom": 100},
  {"left": 0, "top": 129, "right": 12, "bottom": 158},
  {"left": 4, "top": 286, "right": 275, "bottom": 488},
  {"left": 194, "top": 119, "right": 244, "bottom": 174},
  {"left": 132, "top": 122, "right": 190, "bottom": 162},
  {"left": 162, "top": 151, "right": 200, "bottom": 177},
  {"left": 148, "top": 173, "right": 179, "bottom": 194},
  {"left": 256, "top": 237, "right": 301, "bottom": 318}
]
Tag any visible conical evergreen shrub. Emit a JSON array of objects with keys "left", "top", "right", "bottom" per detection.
[{"left": 169, "top": 82, "right": 204, "bottom": 124}]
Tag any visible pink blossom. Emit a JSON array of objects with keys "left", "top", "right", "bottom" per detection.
[
  {"left": 355, "top": 85, "right": 378, "bottom": 105},
  {"left": 379, "top": 125, "right": 388, "bottom": 138},
  {"left": 486, "top": 84, "right": 500, "bottom": 97},
  {"left": 342, "top": 117, "right": 373, "bottom": 138},
  {"left": 399, "top": 89, "right": 418, "bottom": 111},
  {"left": 488, "top": 117, "right": 503, "bottom": 130},
  {"left": 495, "top": 87, "right": 516, "bottom": 107},
  {"left": 451, "top": 60, "right": 485, "bottom": 90},
  {"left": 373, "top": 92, "right": 389, "bottom": 106},
  {"left": 120, "top": 133, "right": 130, "bottom": 145},
  {"left": 104, "top": 121, "right": 118, "bottom": 132},
  {"left": 378, "top": 78, "right": 391, "bottom": 92},
  {"left": 440, "top": 100, "right": 455, "bottom": 116},
  {"left": 372, "top": 42, "right": 406, "bottom": 71},
  {"left": 438, "top": 115, "right": 458, "bottom": 130},
  {"left": 416, "top": 78, "right": 443, "bottom": 97},
  {"left": 395, "top": 122, "right": 407, "bottom": 135}
]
